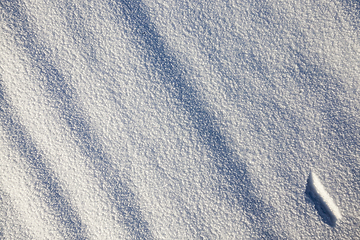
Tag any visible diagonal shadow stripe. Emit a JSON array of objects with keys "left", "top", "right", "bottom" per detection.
[
  {"left": 0, "top": 187, "right": 31, "bottom": 239},
  {"left": 0, "top": 80, "right": 88, "bottom": 239},
  {"left": 0, "top": 1, "right": 153, "bottom": 239},
  {"left": 109, "top": 0, "right": 280, "bottom": 238},
  {"left": 289, "top": 47, "right": 360, "bottom": 156},
  {"left": 288, "top": 47, "right": 360, "bottom": 208},
  {"left": 59, "top": 0, "right": 212, "bottom": 237}
]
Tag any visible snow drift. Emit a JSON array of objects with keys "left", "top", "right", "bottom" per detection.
[{"left": 306, "top": 171, "right": 342, "bottom": 226}]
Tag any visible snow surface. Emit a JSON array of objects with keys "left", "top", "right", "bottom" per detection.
[
  {"left": 307, "top": 171, "right": 342, "bottom": 225},
  {"left": 0, "top": 0, "right": 359, "bottom": 239}
]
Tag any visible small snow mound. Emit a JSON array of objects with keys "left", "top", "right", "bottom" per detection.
[{"left": 307, "top": 171, "right": 342, "bottom": 225}]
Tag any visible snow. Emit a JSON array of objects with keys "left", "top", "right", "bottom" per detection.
[
  {"left": 307, "top": 171, "right": 342, "bottom": 225},
  {"left": 0, "top": 0, "right": 360, "bottom": 239}
]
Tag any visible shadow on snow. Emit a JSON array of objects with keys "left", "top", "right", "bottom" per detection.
[
  {"left": 0, "top": 79, "right": 87, "bottom": 239},
  {"left": 0, "top": 1, "right": 152, "bottom": 239},
  {"left": 109, "top": 0, "right": 280, "bottom": 238}
]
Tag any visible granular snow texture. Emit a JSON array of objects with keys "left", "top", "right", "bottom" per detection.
[{"left": 0, "top": 0, "right": 359, "bottom": 239}]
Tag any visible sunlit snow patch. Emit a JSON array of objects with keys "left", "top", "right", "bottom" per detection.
[{"left": 306, "top": 171, "right": 342, "bottom": 226}]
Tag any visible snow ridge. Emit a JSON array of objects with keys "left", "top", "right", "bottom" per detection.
[{"left": 307, "top": 171, "right": 342, "bottom": 226}]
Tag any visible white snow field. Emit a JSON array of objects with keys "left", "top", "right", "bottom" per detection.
[{"left": 0, "top": 0, "right": 359, "bottom": 239}]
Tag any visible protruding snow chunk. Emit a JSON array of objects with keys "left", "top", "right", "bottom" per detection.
[{"left": 307, "top": 172, "right": 342, "bottom": 225}]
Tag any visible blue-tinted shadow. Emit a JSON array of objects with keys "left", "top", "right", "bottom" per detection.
[
  {"left": 288, "top": 47, "right": 360, "bottom": 176},
  {"left": 0, "top": 1, "right": 153, "bottom": 239},
  {"left": 305, "top": 177, "right": 336, "bottom": 227},
  {"left": 0, "top": 80, "right": 87, "bottom": 239},
  {"left": 109, "top": 0, "right": 280, "bottom": 238}
]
